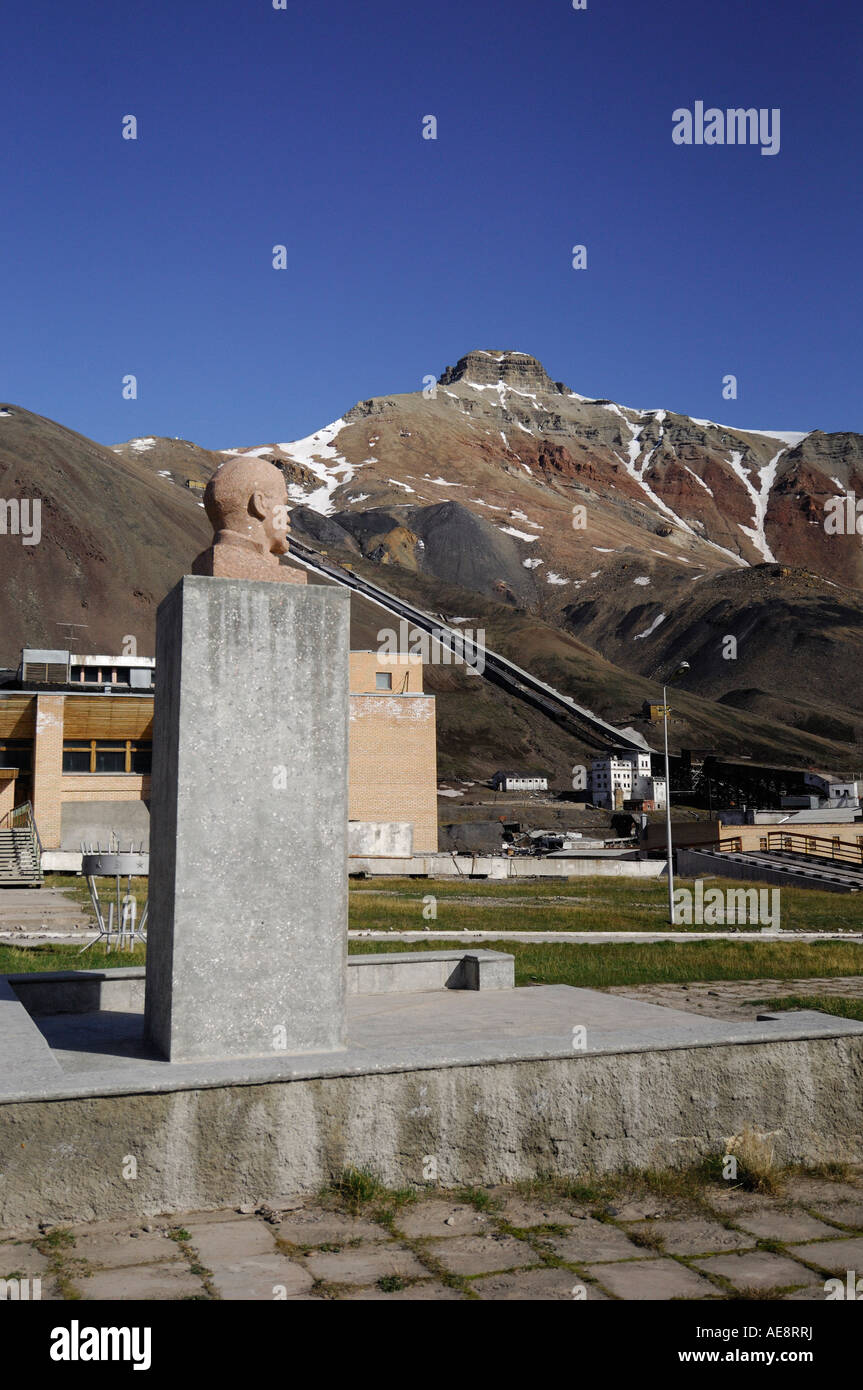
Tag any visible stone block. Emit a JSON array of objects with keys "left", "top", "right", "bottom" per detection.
[{"left": 144, "top": 578, "right": 349, "bottom": 1061}]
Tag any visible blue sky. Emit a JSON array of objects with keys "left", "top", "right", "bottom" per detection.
[{"left": 1, "top": 0, "right": 860, "bottom": 447}]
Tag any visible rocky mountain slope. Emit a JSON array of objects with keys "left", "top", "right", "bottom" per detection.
[
  {"left": 0, "top": 405, "right": 211, "bottom": 659},
  {"left": 2, "top": 350, "right": 862, "bottom": 780}
]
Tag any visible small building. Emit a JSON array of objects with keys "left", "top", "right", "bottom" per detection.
[
  {"left": 803, "top": 772, "right": 860, "bottom": 809},
  {"left": 490, "top": 771, "right": 549, "bottom": 793},
  {"left": 644, "top": 701, "right": 668, "bottom": 724}
]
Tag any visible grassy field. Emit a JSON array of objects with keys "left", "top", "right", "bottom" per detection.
[
  {"left": 49, "top": 871, "right": 863, "bottom": 934},
  {"left": 2, "top": 935, "right": 862, "bottom": 990},
  {"left": 348, "top": 874, "right": 863, "bottom": 934}
]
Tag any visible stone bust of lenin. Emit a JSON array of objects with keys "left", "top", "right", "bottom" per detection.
[{"left": 191, "top": 455, "right": 307, "bottom": 584}]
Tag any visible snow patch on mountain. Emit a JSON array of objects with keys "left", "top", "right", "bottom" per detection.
[
  {"left": 500, "top": 525, "right": 540, "bottom": 542},
  {"left": 634, "top": 612, "right": 667, "bottom": 640},
  {"left": 684, "top": 465, "right": 714, "bottom": 497},
  {"left": 276, "top": 418, "right": 355, "bottom": 515},
  {"left": 725, "top": 448, "right": 783, "bottom": 563}
]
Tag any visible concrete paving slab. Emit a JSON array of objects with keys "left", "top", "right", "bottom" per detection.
[
  {"left": 185, "top": 1219, "right": 278, "bottom": 1264},
  {"left": 0, "top": 1241, "right": 50, "bottom": 1278},
  {"left": 544, "top": 1218, "right": 644, "bottom": 1263},
  {"left": 474, "top": 1267, "right": 608, "bottom": 1300},
  {"left": 693, "top": 1251, "right": 820, "bottom": 1290},
  {"left": 207, "top": 1253, "right": 314, "bottom": 1300},
  {"left": 276, "top": 1213, "right": 388, "bottom": 1247},
  {"left": 604, "top": 1198, "right": 678, "bottom": 1220},
  {"left": 341, "top": 1280, "right": 464, "bottom": 1301},
  {"left": 80, "top": 1262, "right": 205, "bottom": 1300},
  {"left": 782, "top": 1286, "right": 830, "bottom": 1300},
  {"left": 785, "top": 1237, "right": 863, "bottom": 1274},
  {"left": 395, "top": 1201, "right": 493, "bottom": 1238},
  {"left": 494, "top": 1198, "right": 583, "bottom": 1229},
  {"left": 734, "top": 1210, "right": 842, "bottom": 1243},
  {"left": 782, "top": 1178, "right": 863, "bottom": 1206},
  {"left": 303, "top": 1244, "right": 426, "bottom": 1285},
  {"left": 180, "top": 1208, "right": 258, "bottom": 1227},
  {"left": 70, "top": 1231, "right": 181, "bottom": 1269},
  {"left": 802, "top": 1202, "right": 863, "bottom": 1230},
  {"left": 428, "top": 1233, "right": 539, "bottom": 1276},
  {"left": 586, "top": 1257, "right": 718, "bottom": 1300},
  {"left": 625, "top": 1218, "right": 753, "bottom": 1256}
]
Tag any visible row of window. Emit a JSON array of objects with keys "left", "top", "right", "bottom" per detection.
[
  {"left": 2, "top": 739, "right": 154, "bottom": 774},
  {"left": 62, "top": 741, "right": 152, "bottom": 774}
]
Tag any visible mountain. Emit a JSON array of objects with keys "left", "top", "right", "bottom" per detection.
[
  {"left": 2, "top": 350, "right": 862, "bottom": 781},
  {"left": 0, "top": 405, "right": 211, "bottom": 659}
]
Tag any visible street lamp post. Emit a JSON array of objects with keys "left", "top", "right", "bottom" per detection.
[
  {"left": 662, "top": 661, "right": 690, "bottom": 925},
  {"left": 663, "top": 684, "right": 675, "bottom": 925}
]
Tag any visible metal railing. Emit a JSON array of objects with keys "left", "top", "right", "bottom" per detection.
[
  {"left": 0, "top": 801, "right": 43, "bottom": 861},
  {"left": 716, "top": 829, "right": 863, "bottom": 868},
  {"left": 765, "top": 829, "right": 863, "bottom": 867}
]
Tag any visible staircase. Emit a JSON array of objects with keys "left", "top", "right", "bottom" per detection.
[{"left": 0, "top": 803, "right": 43, "bottom": 887}]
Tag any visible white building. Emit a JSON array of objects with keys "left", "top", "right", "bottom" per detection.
[
  {"left": 590, "top": 751, "right": 666, "bottom": 810},
  {"left": 803, "top": 772, "right": 860, "bottom": 809},
  {"left": 491, "top": 771, "right": 548, "bottom": 792}
]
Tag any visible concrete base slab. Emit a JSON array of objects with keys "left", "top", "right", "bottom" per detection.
[
  {"left": 2, "top": 969, "right": 863, "bottom": 1228},
  {"left": 4, "top": 979, "right": 863, "bottom": 1101}
]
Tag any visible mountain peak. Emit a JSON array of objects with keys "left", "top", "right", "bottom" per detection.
[{"left": 439, "top": 350, "right": 560, "bottom": 394}]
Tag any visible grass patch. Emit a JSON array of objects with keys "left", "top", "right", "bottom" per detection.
[
  {"left": 50, "top": 874, "right": 148, "bottom": 914},
  {"left": 324, "top": 1167, "right": 417, "bottom": 1221},
  {"left": 0, "top": 941, "right": 146, "bottom": 974},
  {"left": 629, "top": 1230, "right": 666, "bottom": 1252},
  {"left": 455, "top": 1186, "right": 503, "bottom": 1213},
  {"left": 36, "top": 1228, "right": 75, "bottom": 1252}
]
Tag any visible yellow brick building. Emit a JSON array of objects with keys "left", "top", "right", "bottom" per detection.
[{"left": 0, "top": 649, "right": 437, "bottom": 852}]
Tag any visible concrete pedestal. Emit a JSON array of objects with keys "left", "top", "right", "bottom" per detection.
[{"left": 144, "top": 576, "right": 349, "bottom": 1062}]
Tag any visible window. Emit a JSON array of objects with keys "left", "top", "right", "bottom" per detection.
[
  {"left": 62, "top": 739, "right": 92, "bottom": 773},
  {"left": 375, "top": 672, "right": 392, "bottom": 691},
  {"left": 95, "top": 746, "right": 126, "bottom": 772},
  {"left": 63, "top": 741, "right": 152, "bottom": 774},
  {"left": 0, "top": 740, "right": 33, "bottom": 772}
]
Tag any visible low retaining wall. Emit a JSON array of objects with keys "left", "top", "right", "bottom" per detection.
[
  {"left": 2, "top": 1034, "right": 861, "bottom": 1228},
  {"left": 349, "top": 854, "right": 666, "bottom": 879},
  {"left": 8, "top": 952, "right": 515, "bottom": 1018}
]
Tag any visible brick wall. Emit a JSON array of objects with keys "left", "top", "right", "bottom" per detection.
[
  {"left": 349, "top": 651, "right": 423, "bottom": 694},
  {"left": 0, "top": 773, "right": 17, "bottom": 822},
  {"left": 720, "top": 822, "right": 863, "bottom": 857},
  {"left": 32, "top": 696, "right": 66, "bottom": 848},
  {"left": 10, "top": 670, "right": 439, "bottom": 852},
  {"left": 349, "top": 694, "right": 438, "bottom": 851},
  {"left": 60, "top": 776, "right": 151, "bottom": 801}
]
